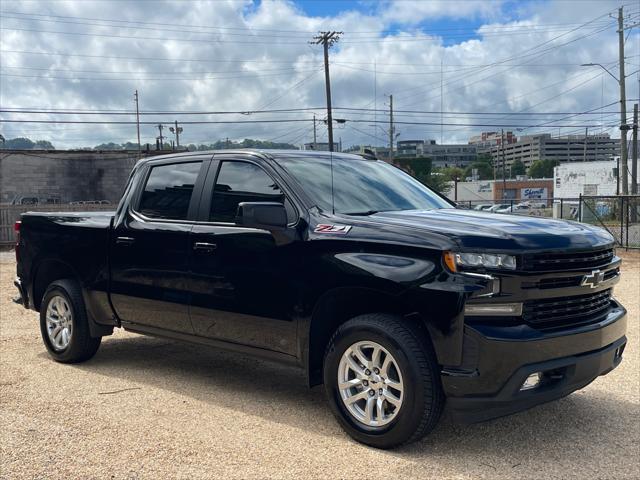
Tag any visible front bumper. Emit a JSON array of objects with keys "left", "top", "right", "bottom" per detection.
[{"left": 443, "top": 300, "right": 627, "bottom": 423}]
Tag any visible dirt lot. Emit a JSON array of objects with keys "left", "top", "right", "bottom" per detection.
[{"left": 1, "top": 251, "right": 638, "bottom": 480}]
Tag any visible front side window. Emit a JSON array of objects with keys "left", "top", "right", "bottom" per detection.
[
  {"left": 210, "top": 161, "right": 291, "bottom": 223},
  {"left": 138, "top": 161, "right": 202, "bottom": 220}
]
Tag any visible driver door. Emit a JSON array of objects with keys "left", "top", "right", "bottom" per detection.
[{"left": 188, "top": 156, "right": 300, "bottom": 355}]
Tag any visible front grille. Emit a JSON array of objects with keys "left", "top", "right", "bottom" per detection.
[
  {"left": 522, "top": 289, "right": 612, "bottom": 328},
  {"left": 522, "top": 267, "right": 619, "bottom": 290},
  {"left": 522, "top": 248, "right": 614, "bottom": 272}
]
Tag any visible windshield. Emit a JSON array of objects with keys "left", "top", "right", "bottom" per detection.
[{"left": 276, "top": 155, "right": 452, "bottom": 214}]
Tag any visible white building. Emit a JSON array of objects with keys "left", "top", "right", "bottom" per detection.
[
  {"left": 553, "top": 160, "right": 631, "bottom": 198},
  {"left": 446, "top": 180, "right": 494, "bottom": 202}
]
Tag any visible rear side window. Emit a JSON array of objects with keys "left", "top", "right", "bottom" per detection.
[
  {"left": 210, "top": 161, "right": 292, "bottom": 223},
  {"left": 138, "top": 162, "right": 202, "bottom": 220}
]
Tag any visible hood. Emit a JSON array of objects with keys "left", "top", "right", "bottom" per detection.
[{"left": 341, "top": 208, "right": 614, "bottom": 252}]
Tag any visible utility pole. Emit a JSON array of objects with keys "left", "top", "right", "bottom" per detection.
[
  {"left": 169, "top": 120, "right": 183, "bottom": 149},
  {"left": 134, "top": 90, "right": 141, "bottom": 155},
  {"left": 156, "top": 124, "right": 164, "bottom": 150},
  {"left": 583, "top": 127, "right": 588, "bottom": 162},
  {"left": 618, "top": 6, "right": 629, "bottom": 195},
  {"left": 501, "top": 129, "right": 506, "bottom": 196},
  {"left": 313, "top": 114, "right": 317, "bottom": 149},
  {"left": 632, "top": 103, "right": 638, "bottom": 222},
  {"left": 388, "top": 94, "right": 394, "bottom": 161},
  {"left": 311, "top": 31, "right": 342, "bottom": 152}
]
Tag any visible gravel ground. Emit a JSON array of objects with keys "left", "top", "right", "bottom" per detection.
[{"left": 1, "top": 251, "right": 638, "bottom": 480}]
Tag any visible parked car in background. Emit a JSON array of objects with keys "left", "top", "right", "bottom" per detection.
[
  {"left": 473, "top": 204, "right": 493, "bottom": 211},
  {"left": 496, "top": 204, "right": 531, "bottom": 214},
  {"left": 487, "top": 203, "right": 511, "bottom": 212}
]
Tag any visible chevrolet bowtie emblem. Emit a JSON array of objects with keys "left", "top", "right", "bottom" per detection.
[{"left": 581, "top": 270, "right": 605, "bottom": 289}]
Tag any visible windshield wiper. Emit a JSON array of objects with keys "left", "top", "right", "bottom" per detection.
[{"left": 343, "top": 210, "right": 381, "bottom": 216}]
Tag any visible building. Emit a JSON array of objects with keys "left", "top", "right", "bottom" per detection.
[
  {"left": 487, "top": 133, "right": 619, "bottom": 169},
  {"left": 468, "top": 131, "right": 516, "bottom": 150},
  {"left": 420, "top": 140, "right": 477, "bottom": 168},
  {"left": 392, "top": 140, "right": 477, "bottom": 167},
  {"left": 553, "top": 160, "right": 637, "bottom": 198},
  {"left": 493, "top": 178, "right": 554, "bottom": 203},
  {"left": 446, "top": 178, "right": 554, "bottom": 204},
  {"left": 396, "top": 140, "right": 424, "bottom": 157},
  {"left": 446, "top": 180, "right": 494, "bottom": 202},
  {"left": 302, "top": 142, "right": 340, "bottom": 152}
]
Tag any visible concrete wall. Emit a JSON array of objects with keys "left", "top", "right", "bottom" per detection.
[{"left": 0, "top": 150, "right": 140, "bottom": 204}]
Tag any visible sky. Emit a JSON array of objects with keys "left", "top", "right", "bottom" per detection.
[{"left": 1, "top": 0, "right": 639, "bottom": 149}]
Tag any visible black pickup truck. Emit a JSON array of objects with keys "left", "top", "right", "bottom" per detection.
[{"left": 14, "top": 150, "right": 627, "bottom": 448}]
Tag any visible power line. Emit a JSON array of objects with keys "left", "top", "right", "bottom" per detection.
[
  {"left": 1, "top": 106, "right": 629, "bottom": 116},
  {"left": 4, "top": 48, "right": 637, "bottom": 68},
  {"left": 0, "top": 26, "right": 307, "bottom": 45},
  {"left": 392, "top": 11, "right": 616, "bottom": 104},
  {"left": 0, "top": 118, "right": 620, "bottom": 128},
  {"left": 0, "top": 69, "right": 321, "bottom": 82},
  {"left": 0, "top": 10, "right": 620, "bottom": 36}
]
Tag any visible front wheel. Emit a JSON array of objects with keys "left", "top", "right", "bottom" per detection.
[
  {"left": 323, "top": 313, "right": 444, "bottom": 449},
  {"left": 40, "top": 279, "right": 101, "bottom": 363}
]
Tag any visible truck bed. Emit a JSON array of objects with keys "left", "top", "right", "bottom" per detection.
[{"left": 17, "top": 211, "right": 115, "bottom": 323}]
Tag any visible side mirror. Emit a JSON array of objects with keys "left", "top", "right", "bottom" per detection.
[{"left": 235, "top": 202, "right": 287, "bottom": 230}]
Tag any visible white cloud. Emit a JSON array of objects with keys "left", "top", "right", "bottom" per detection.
[{"left": 0, "top": 0, "right": 635, "bottom": 149}]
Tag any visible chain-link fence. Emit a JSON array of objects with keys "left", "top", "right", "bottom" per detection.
[
  {"left": 579, "top": 195, "right": 640, "bottom": 249},
  {"left": 458, "top": 196, "right": 640, "bottom": 249}
]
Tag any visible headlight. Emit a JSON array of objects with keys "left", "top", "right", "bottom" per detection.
[{"left": 444, "top": 251, "right": 516, "bottom": 271}]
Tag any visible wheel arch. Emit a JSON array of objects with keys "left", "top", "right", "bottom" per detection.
[
  {"left": 32, "top": 258, "right": 80, "bottom": 311},
  {"left": 305, "top": 286, "right": 433, "bottom": 387}
]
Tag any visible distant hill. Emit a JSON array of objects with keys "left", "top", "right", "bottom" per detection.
[{"left": 0, "top": 137, "right": 299, "bottom": 151}]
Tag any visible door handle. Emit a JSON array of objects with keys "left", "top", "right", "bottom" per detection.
[
  {"left": 193, "top": 242, "right": 217, "bottom": 252},
  {"left": 116, "top": 236, "right": 135, "bottom": 245}
]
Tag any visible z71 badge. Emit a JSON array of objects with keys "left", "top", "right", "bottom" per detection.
[{"left": 314, "top": 224, "right": 352, "bottom": 234}]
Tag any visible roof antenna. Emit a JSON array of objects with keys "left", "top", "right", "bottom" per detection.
[{"left": 330, "top": 151, "right": 335, "bottom": 215}]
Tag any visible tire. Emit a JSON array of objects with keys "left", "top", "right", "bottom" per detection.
[
  {"left": 39, "top": 279, "right": 101, "bottom": 363},
  {"left": 323, "top": 313, "right": 444, "bottom": 449}
]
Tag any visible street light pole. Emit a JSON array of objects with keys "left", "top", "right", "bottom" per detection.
[
  {"left": 617, "top": 6, "right": 629, "bottom": 195},
  {"left": 582, "top": 60, "right": 629, "bottom": 195}
]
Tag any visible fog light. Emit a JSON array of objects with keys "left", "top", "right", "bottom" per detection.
[{"left": 520, "top": 372, "right": 542, "bottom": 391}]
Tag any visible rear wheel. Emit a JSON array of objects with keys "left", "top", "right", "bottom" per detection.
[
  {"left": 40, "top": 280, "right": 101, "bottom": 363},
  {"left": 323, "top": 313, "right": 444, "bottom": 449}
]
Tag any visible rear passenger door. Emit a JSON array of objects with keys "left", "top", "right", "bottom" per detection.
[
  {"left": 188, "top": 155, "right": 300, "bottom": 355},
  {"left": 110, "top": 156, "right": 210, "bottom": 334}
]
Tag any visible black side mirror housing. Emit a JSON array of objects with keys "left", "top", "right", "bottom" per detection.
[{"left": 235, "top": 202, "right": 287, "bottom": 230}]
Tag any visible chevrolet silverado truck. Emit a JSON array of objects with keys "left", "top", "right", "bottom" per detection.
[{"left": 14, "top": 150, "right": 627, "bottom": 449}]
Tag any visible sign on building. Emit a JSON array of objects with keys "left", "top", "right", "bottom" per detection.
[{"left": 521, "top": 187, "right": 547, "bottom": 199}]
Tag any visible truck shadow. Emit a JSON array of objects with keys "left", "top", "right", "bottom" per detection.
[{"left": 71, "top": 333, "right": 635, "bottom": 463}]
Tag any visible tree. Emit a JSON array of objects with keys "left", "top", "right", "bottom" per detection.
[
  {"left": 394, "top": 156, "right": 450, "bottom": 194},
  {"left": 477, "top": 153, "right": 493, "bottom": 164},
  {"left": 93, "top": 142, "right": 123, "bottom": 150},
  {"left": 440, "top": 166, "right": 465, "bottom": 182},
  {"left": 0, "top": 137, "right": 55, "bottom": 150},
  {"left": 528, "top": 159, "right": 559, "bottom": 179},
  {"left": 463, "top": 161, "right": 493, "bottom": 180},
  {"left": 511, "top": 160, "right": 526, "bottom": 178}
]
